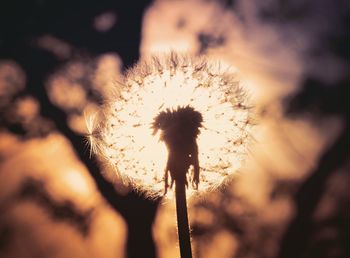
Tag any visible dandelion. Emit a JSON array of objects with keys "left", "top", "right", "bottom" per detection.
[
  {"left": 87, "top": 53, "right": 252, "bottom": 257},
  {"left": 88, "top": 54, "right": 252, "bottom": 196}
]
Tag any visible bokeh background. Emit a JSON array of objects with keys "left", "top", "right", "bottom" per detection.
[{"left": 1, "top": 0, "right": 349, "bottom": 258}]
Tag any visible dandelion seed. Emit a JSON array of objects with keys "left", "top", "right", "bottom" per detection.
[
  {"left": 88, "top": 54, "right": 252, "bottom": 198},
  {"left": 85, "top": 112, "right": 101, "bottom": 157}
]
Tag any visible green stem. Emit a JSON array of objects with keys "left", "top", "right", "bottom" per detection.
[{"left": 175, "top": 180, "right": 193, "bottom": 258}]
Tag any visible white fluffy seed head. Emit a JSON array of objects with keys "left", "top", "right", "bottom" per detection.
[{"left": 87, "top": 53, "right": 253, "bottom": 198}]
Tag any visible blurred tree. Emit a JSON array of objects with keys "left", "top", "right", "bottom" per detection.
[{"left": 0, "top": 1, "right": 159, "bottom": 258}]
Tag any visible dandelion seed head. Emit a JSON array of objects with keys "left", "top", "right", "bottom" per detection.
[
  {"left": 88, "top": 54, "right": 252, "bottom": 198},
  {"left": 85, "top": 112, "right": 102, "bottom": 157}
]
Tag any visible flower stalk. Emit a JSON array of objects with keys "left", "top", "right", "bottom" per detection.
[
  {"left": 152, "top": 106, "right": 202, "bottom": 257},
  {"left": 175, "top": 178, "right": 192, "bottom": 258}
]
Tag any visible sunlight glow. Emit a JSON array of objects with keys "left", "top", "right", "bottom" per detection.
[
  {"left": 88, "top": 54, "right": 252, "bottom": 198},
  {"left": 62, "top": 170, "right": 91, "bottom": 196}
]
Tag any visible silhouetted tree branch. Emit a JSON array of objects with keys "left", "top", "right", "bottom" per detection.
[
  {"left": 278, "top": 119, "right": 350, "bottom": 258},
  {"left": 278, "top": 77, "right": 350, "bottom": 258}
]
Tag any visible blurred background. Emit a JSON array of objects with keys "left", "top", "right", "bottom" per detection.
[{"left": 0, "top": 0, "right": 349, "bottom": 258}]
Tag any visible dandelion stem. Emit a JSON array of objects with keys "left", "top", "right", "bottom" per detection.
[{"left": 175, "top": 179, "right": 193, "bottom": 258}]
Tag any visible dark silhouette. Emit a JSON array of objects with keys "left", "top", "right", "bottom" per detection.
[
  {"left": 152, "top": 106, "right": 203, "bottom": 258},
  {"left": 152, "top": 106, "right": 203, "bottom": 194}
]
